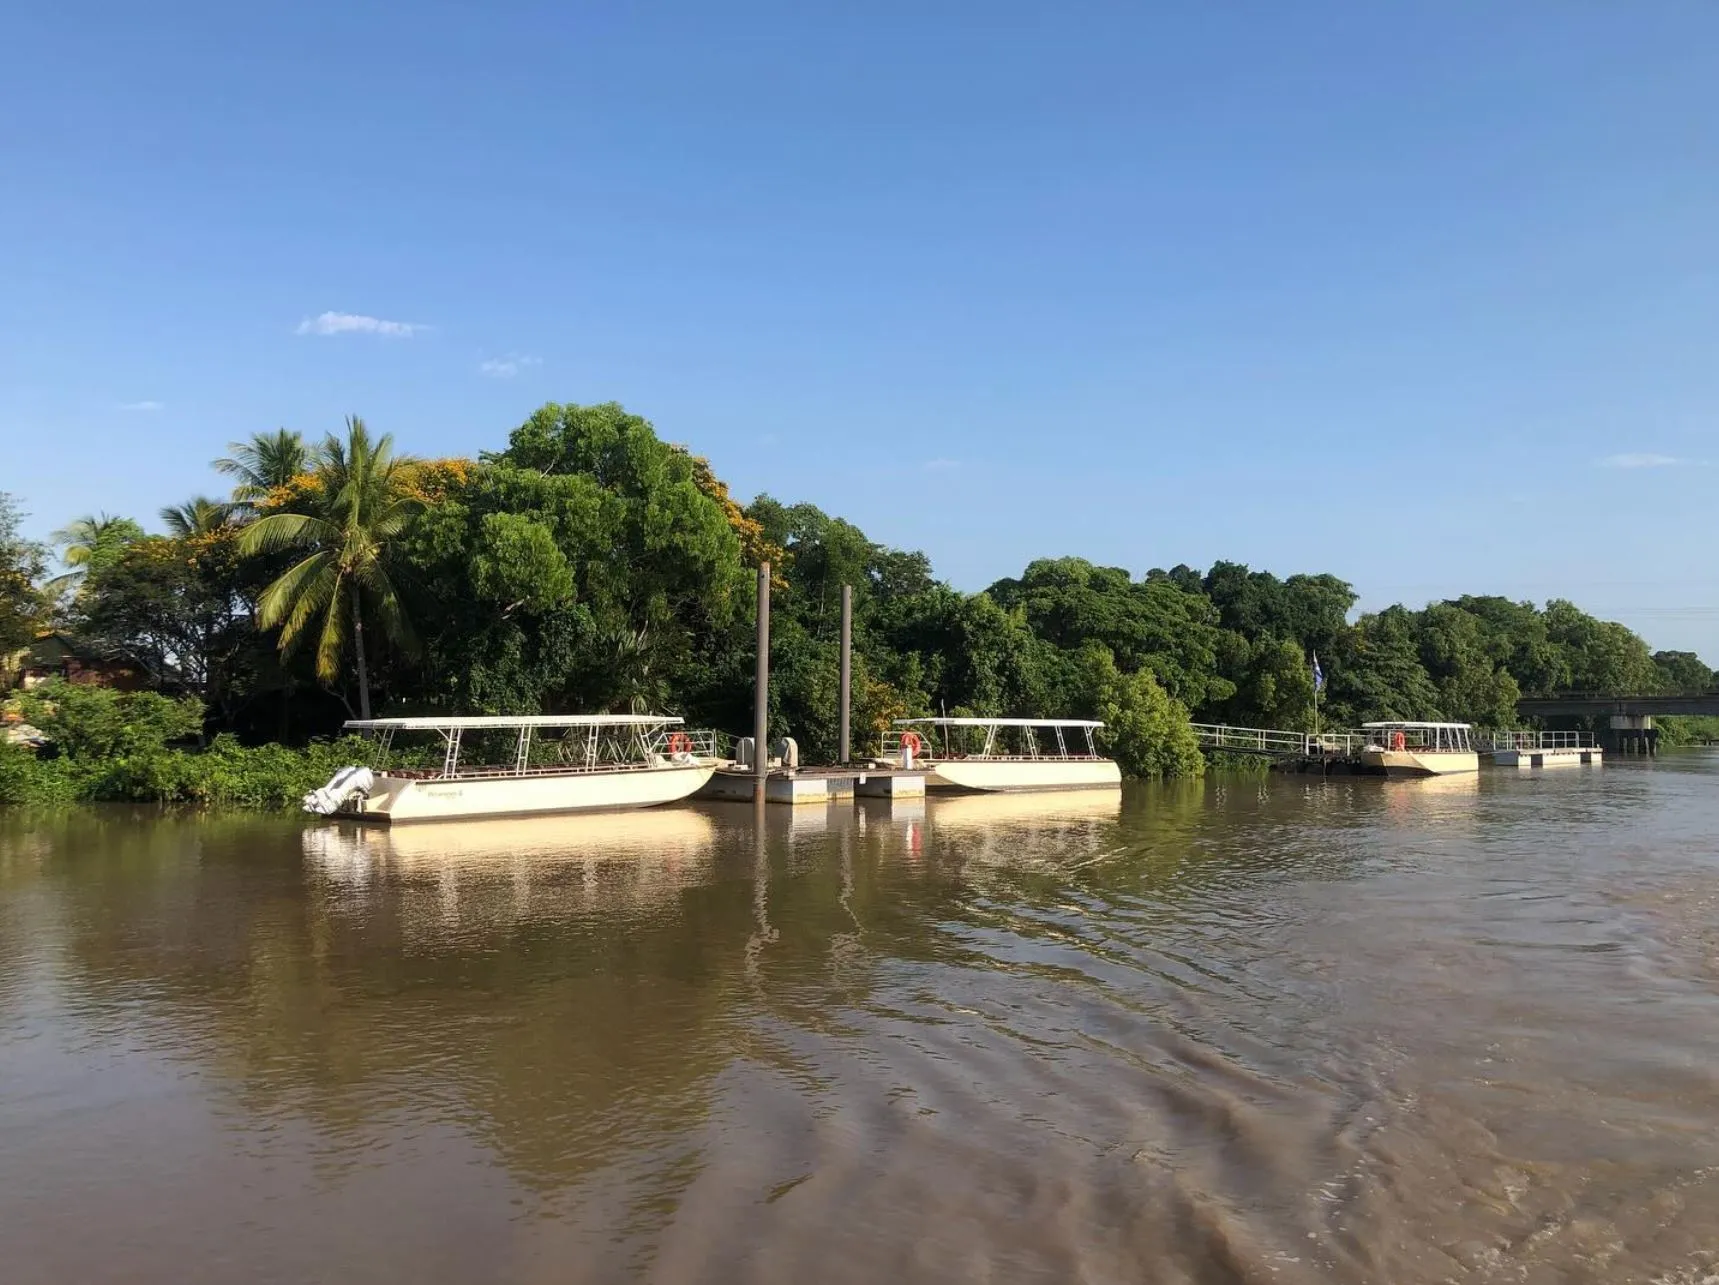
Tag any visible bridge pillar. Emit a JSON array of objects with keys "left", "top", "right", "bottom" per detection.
[{"left": 1610, "top": 714, "right": 1656, "bottom": 755}]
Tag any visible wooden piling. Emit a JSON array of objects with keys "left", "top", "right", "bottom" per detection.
[
  {"left": 754, "top": 562, "right": 771, "bottom": 786},
  {"left": 839, "top": 584, "right": 852, "bottom": 764}
]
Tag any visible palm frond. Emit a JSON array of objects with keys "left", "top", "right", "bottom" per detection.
[
  {"left": 370, "top": 501, "right": 425, "bottom": 541},
  {"left": 160, "top": 496, "right": 234, "bottom": 538},
  {"left": 212, "top": 429, "right": 308, "bottom": 494},
  {"left": 315, "top": 582, "right": 352, "bottom": 684},
  {"left": 278, "top": 563, "right": 341, "bottom": 652},
  {"left": 238, "top": 512, "right": 337, "bottom": 557},
  {"left": 256, "top": 549, "right": 335, "bottom": 633}
]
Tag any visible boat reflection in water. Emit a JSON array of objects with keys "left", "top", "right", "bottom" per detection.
[
  {"left": 302, "top": 808, "right": 723, "bottom": 929},
  {"left": 925, "top": 787, "right": 1123, "bottom": 868},
  {"left": 1376, "top": 765, "right": 1482, "bottom": 834}
]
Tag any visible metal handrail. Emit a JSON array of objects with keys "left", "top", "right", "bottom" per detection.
[
  {"left": 877, "top": 727, "right": 1103, "bottom": 762},
  {"left": 645, "top": 727, "right": 732, "bottom": 760},
  {"left": 1190, "top": 724, "right": 1360, "bottom": 756},
  {"left": 1474, "top": 730, "right": 1597, "bottom": 751}
]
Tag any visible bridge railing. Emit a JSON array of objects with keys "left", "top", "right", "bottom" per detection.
[{"left": 1191, "top": 724, "right": 1359, "bottom": 757}]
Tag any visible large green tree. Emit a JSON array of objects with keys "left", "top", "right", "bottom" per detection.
[
  {"left": 1414, "top": 603, "right": 1520, "bottom": 727},
  {"left": 214, "top": 429, "right": 311, "bottom": 509},
  {"left": 394, "top": 405, "right": 748, "bottom": 717},
  {"left": 1325, "top": 606, "right": 1444, "bottom": 724},
  {"left": 493, "top": 402, "right": 748, "bottom": 709},
  {"left": 46, "top": 512, "right": 145, "bottom": 599},
  {"left": 1082, "top": 646, "right": 1205, "bottom": 779},
  {"left": 1653, "top": 650, "right": 1714, "bottom": 694},
  {"left": 72, "top": 533, "right": 253, "bottom": 713},
  {"left": 0, "top": 493, "right": 49, "bottom": 658},
  {"left": 238, "top": 417, "right": 422, "bottom": 719},
  {"left": 1444, "top": 596, "right": 1570, "bottom": 695},
  {"left": 988, "top": 557, "right": 1231, "bottom": 709},
  {"left": 1542, "top": 599, "right": 1660, "bottom": 694},
  {"left": 160, "top": 497, "right": 235, "bottom": 538}
]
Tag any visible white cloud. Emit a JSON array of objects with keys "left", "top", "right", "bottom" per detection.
[
  {"left": 118, "top": 400, "right": 164, "bottom": 412},
  {"left": 1597, "top": 453, "right": 1682, "bottom": 469},
  {"left": 923, "top": 457, "right": 961, "bottom": 471},
  {"left": 479, "top": 353, "right": 541, "bottom": 379},
  {"left": 296, "top": 311, "right": 425, "bottom": 338}
]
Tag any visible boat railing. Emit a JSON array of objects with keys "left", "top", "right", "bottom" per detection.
[
  {"left": 1358, "top": 728, "right": 1474, "bottom": 753},
  {"left": 644, "top": 726, "right": 732, "bottom": 761},
  {"left": 365, "top": 721, "right": 731, "bottom": 778},
  {"left": 879, "top": 728, "right": 1104, "bottom": 762}
]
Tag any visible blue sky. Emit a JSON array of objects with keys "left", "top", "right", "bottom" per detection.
[{"left": 4, "top": 1, "right": 1717, "bottom": 657}]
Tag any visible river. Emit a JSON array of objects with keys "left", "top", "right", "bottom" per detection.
[{"left": 3, "top": 757, "right": 1718, "bottom": 1284}]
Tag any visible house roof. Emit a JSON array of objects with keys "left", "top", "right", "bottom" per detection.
[{"left": 24, "top": 632, "right": 88, "bottom": 665}]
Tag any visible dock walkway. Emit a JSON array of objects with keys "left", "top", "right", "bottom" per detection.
[{"left": 699, "top": 764, "right": 929, "bottom": 805}]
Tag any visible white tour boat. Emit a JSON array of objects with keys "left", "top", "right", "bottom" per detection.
[
  {"left": 305, "top": 714, "right": 724, "bottom": 823},
  {"left": 883, "top": 717, "right": 1122, "bottom": 792},
  {"left": 1357, "top": 721, "right": 1480, "bottom": 778}
]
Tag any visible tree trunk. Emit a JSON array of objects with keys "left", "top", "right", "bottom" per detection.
[{"left": 351, "top": 585, "right": 371, "bottom": 720}]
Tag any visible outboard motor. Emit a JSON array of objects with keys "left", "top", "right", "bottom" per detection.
[
  {"left": 302, "top": 765, "right": 375, "bottom": 816},
  {"left": 774, "top": 737, "right": 799, "bottom": 770}
]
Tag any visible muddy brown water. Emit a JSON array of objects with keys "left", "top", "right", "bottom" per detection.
[{"left": 3, "top": 758, "right": 1718, "bottom": 1284}]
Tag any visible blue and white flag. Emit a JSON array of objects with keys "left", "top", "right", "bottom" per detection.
[{"left": 1311, "top": 653, "right": 1325, "bottom": 693}]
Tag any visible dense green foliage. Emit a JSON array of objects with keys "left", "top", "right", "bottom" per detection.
[
  {"left": 1, "top": 682, "right": 377, "bottom": 808},
  {"left": 0, "top": 494, "right": 49, "bottom": 659},
  {"left": 4, "top": 400, "right": 1714, "bottom": 807}
]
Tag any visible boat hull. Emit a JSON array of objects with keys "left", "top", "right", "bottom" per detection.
[
  {"left": 923, "top": 758, "right": 1122, "bottom": 793},
  {"left": 342, "top": 764, "right": 718, "bottom": 823},
  {"left": 1356, "top": 750, "right": 1480, "bottom": 778}
]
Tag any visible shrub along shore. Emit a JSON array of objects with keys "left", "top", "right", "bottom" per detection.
[{"left": 1, "top": 684, "right": 374, "bottom": 808}]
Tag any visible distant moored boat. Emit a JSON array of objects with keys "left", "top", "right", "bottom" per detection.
[{"left": 882, "top": 717, "right": 1122, "bottom": 792}]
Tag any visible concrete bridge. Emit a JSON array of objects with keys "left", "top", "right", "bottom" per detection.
[
  {"left": 1514, "top": 691, "right": 1719, "bottom": 755},
  {"left": 1515, "top": 693, "right": 1719, "bottom": 718}
]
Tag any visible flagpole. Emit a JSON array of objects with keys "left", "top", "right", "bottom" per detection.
[{"left": 1312, "top": 653, "right": 1321, "bottom": 739}]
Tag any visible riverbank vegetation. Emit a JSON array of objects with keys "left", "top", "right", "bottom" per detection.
[{"left": 3, "top": 401, "right": 1714, "bottom": 806}]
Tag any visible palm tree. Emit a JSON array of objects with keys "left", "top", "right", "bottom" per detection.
[
  {"left": 160, "top": 496, "right": 235, "bottom": 538},
  {"left": 213, "top": 429, "right": 310, "bottom": 508},
  {"left": 46, "top": 512, "right": 145, "bottom": 595},
  {"left": 237, "top": 417, "right": 421, "bottom": 719}
]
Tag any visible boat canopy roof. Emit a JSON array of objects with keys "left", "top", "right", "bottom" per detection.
[
  {"left": 1361, "top": 720, "right": 1473, "bottom": 730},
  {"left": 345, "top": 714, "right": 684, "bottom": 731},
  {"left": 895, "top": 717, "right": 1105, "bottom": 730}
]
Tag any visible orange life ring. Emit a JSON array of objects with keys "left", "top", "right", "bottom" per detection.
[
  {"left": 667, "top": 731, "right": 692, "bottom": 754},
  {"left": 900, "top": 730, "right": 924, "bottom": 757},
  {"left": 1391, "top": 731, "right": 1406, "bottom": 752}
]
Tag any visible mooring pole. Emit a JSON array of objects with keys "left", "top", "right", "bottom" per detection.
[
  {"left": 754, "top": 562, "right": 771, "bottom": 791},
  {"left": 838, "top": 583, "right": 852, "bottom": 764}
]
